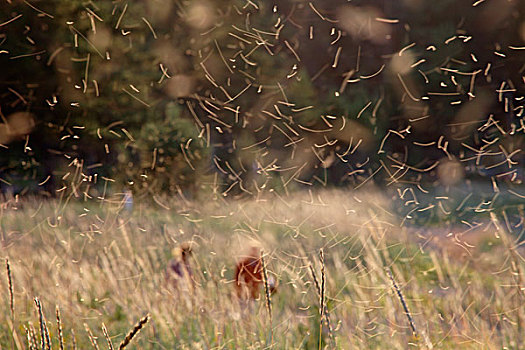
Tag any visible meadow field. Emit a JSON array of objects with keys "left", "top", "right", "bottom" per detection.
[
  {"left": 2, "top": 0, "right": 523, "bottom": 348},
  {"left": 1, "top": 187, "right": 523, "bottom": 349}
]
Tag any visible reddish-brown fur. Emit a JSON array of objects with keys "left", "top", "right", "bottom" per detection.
[
  {"left": 234, "top": 247, "right": 264, "bottom": 299},
  {"left": 234, "top": 247, "right": 277, "bottom": 299}
]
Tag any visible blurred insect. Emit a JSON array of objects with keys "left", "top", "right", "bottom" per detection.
[
  {"left": 234, "top": 246, "right": 277, "bottom": 300},
  {"left": 165, "top": 242, "right": 196, "bottom": 294}
]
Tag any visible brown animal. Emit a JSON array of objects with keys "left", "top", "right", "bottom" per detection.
[
  {"left": 165, "top": 242, "right": 195, "bottom": 293},
  {"left": 234, "top": 246, "right": 277, "bottom": 300}
]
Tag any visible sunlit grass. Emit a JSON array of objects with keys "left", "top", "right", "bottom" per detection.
[{"left": 1, "top": 188, "right": 523, "bottom": 349}]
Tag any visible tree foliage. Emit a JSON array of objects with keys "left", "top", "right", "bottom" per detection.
[{"left": 1, "top": 0, "right": 523, "bottom": 212}]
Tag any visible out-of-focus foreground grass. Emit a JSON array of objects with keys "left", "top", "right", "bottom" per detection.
[{"left": 1, "top": 188, "right": 523, "bottom": 349}]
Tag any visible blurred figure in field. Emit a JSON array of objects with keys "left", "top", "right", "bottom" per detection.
[
  {"left": 123, "top": 189, "right": 133, "bottom": 212},
  {"left": 234, "top": 246, "right": 277, "bottom": 300},
  {"left": 166, "top": 242, "right": 195, "bottom": 296}
]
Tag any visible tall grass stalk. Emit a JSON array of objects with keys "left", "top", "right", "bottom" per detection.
[
  {"left": 319, "top": 249, "right": 326, "bottom": 350},
  {"left": 102, "top": 323, "right": 115, "bottom": 350},
  {"left": 56, "top": 305, "right": 64, "bottom": 350},
  {"left": 386, "top": 268, "right": 419, "bottom": 340},
  {"left": 119, "top": 314, "right": 150, "bottom": 350},
  {"left": 84, "top": 323, "right": 99, "bottom": 350},
  {"left": 5, "top": 258, "right": 14, "bottom": 318},
  {"left": 260, "top": 249, "right": 273, "bottom": 346}
]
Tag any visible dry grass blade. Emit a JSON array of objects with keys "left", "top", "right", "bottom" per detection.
[
  {"left": 5, "top": 257, "right": 23, "bottom": 349},
  {"left": 260, "top": 249, "right": 273, "bottom": 346},
  {"left": 23, "top": 325, "right": 30, "bottom": 349},
  {"left": 118, "top": 314, "right": 150, "bottom": 349},
  {"left": 260, "top": 249, "right": 273, "bottom": 322},
  {"left": 386, "top": 268, "right": 418, "bottom": 339},
  {"left": 43, "top": 315, "right": 52, "bottom": 349},
  {"left": 318, "top": 249, "right": 331, "bottom": 350},
  {"left": 24, "top": 324, "right": 37, "bottom": 350},
  {"left": 308, "top": 257, "right": 335, "bottom": 348},
  {"left": 85, "top": 323, "right": 100, "bottom": 350},
  {"left": 71, "top": 329, "right": 77, "bottom": 350},
  {"left": 5, "top": 258, "right": 15, "bottom": 319},
  {"left": 34, "top": 297, "right": 47, "bottom": 350},
  {"left": 29, "top": 323, "right": 38, "bottom": 350},
  {"left": 56, "top": 305, "right": 65, "bottom": 350},
  {"left": 308, "top": 263, "right": 321, "bottom": 293},
  {"left": 319, "top": 249, "right": 326, "bottom": 321},
  {"left": 102, "top": 323, "right": 115, "bottom": 350}
]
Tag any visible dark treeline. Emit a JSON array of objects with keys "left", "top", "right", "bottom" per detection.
[{"left": 0, "top": 0, "right": 523, "bottom": 208}]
